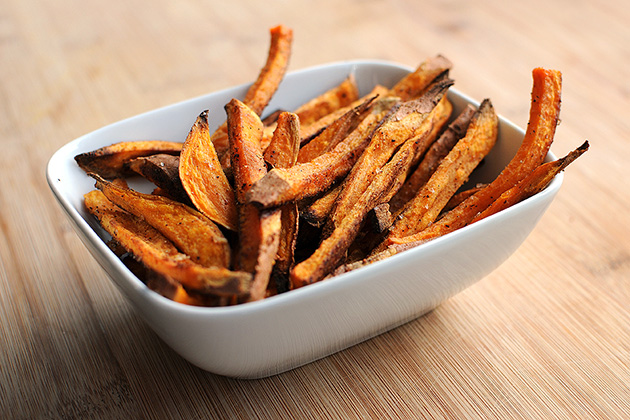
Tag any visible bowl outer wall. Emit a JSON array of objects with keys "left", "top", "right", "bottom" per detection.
[{"left": 47, "top": 60, "right": 562, "bottom": 378}]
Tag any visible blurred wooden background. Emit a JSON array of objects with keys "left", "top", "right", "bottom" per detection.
[{"left": 1, "top": 0, "right": 629, "bottom": 418}]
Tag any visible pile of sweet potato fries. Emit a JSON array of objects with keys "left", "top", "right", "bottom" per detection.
[{"left": 75, "top": 25, "right": 588, "bottom": 306}]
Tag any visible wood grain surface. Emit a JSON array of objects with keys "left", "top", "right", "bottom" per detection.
[{"left": 2, "top": 0, "right": 629, "bottom": 418}]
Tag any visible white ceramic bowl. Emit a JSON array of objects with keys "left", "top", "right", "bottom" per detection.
[{"left": 47, "top": 60, "right": 561, "bottom": 378}]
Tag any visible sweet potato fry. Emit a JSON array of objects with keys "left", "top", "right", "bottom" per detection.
[
  {"left": 263, "top": 112, "right": 301, "bottom": 292},
  {"left": 387, "top": 146, "right": 570, "bottom": 247},
  {"left": 327, "top": 76, "right": 453, "bottom": 232},
  {"left": 246, "top": 96, "right": 399, "bottom": 208},
  {"left": 122, "top": 253, "right": 179, "bottom": 297},
  {"left": 261, "top": 75, "right": 359, "bottom": 149},
  {"left": 291, "top": 121, "right": 439, "bottom": 287},
  {"left": 294, "top": 75, "right": 359, "bottom": 125},
  {"left": 389, "top": 104, "right": 476, "bottom": 214},
  {"left": 473, "top": 141, "right": 589, "bottom": 222},
  {"left": 440, "top": 184, "right": 486, "bottom": 216},
  {"left": 370, "top": 203, "right": 393, "bottom": 233},
  {"left": 227, "top": 98, "right": 267, "bottom": 269},
  {"left": 259, "top": 77, "right": 359, "bottom": 151},
  {"left": 299, "top": 84, "right": 390, "bottom": 143},
  {"left": 210, "top": 25, "right": 293, "bottom": 159},
  {"left": 330, "top": 246, "right": 398, "bottom": 278},
  {"left": 263, "top": 112, "right": 301, "bottom": 168},
  {"left": 297, "top": 95, "right": 377, "bottom": 163},
  {"left": 227, "top": 99, "right": 267, "bottom": 205},
  {"left": 390, "top": 68, "right": 563, "bottom": 245},
  {"left": 74, "top": 140, "right": 182, "bottom": 178},
  {"left": 227, "top": 98, "right": 281, "bottom": 301},
  {"left": 304, "top": 94, "right": 454, "bottom": 230},
  {"left": 300, "top": 184, "right": 343, "bottom": 227},
  {"left": 389, "top": 54, "right": 453, "bottom": 101},
  {"left": 122, "top": 254, "right": 223, "bottom": 306},
  {"left": 243, "top": 25, "right": 294, "bottom": 116},
  {"left": 84, "top": 190, "right": 251, "bottom": 296},
  {"left": 127, "top": 154, "right": 190, "bottom": 204},
  {"left": 271, "top": 202, "right": 297, "bottom": 293},
  {"left": 91, "top": 173, "right": 231, "bottom": 269},
  {"left": 247, "top": 55, "right": 447, "bottom": 166},
  {"left": 385, "top": 99, "right": 498, "bottom": 242},
  {"left": 179, "top": 110, "right": 238, "bottom": 231},
  {"left": 249, "top": 208, "right": 282, "bottom": 300}
]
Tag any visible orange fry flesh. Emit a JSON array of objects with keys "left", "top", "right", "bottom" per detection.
[
  {"left": 226, "top": 98, "right": 267, "bottom": 269},
  {"left": 84, "top": 190, "right": 251, "bottom": 296},
  {"left": 389, "top": 104, "right": 476, "bottom": 214},
  {"left": 299, "top": 84, "right": 390, "bottom": 143},
  {"left": 473, "top": 141, "right": 589, "bottom": 222},
  {"left": 264, "top": 112, "right": 301, "bottom": 290},
  {"left": 293, "top": 75, "right": 359, "bottom": 126},
  {"left": 122, "top": 255, "right": 224, "bottom": 306},
  {"left": 226, "top": 98, "right": 281, "bottom": 301},
  {"left": 389, "top": 54, "right": 453, "bottom": 101},
  {"left": 243, "top": 25, "right": 294, "bottom": 116},
  {"left": 297, "top": 95, "right": 376, "bottom": 163},
  {"left": 386, "top": 99, "right": 498, "bottom": 241},
  {"left": 259, "top": 75, "right": 360, "bottom": 151},
  {"left": 298, "top": 97, "right": 376, "bottom": 163},
  {"left": 91, "top": 173, "right": 231, "bottom": 269},
  {"left": 391, "top": 68, "right": 563, "bottom": 245},
  {"left": 301, "top": 184, "right": 343, "bottom": 227},
  {"left": 211, "top": 25, "right": 293, "bottom": 159},
  {"left": 264, "top": 112, "right": 301, "bottom": 168},
  {"left": 441, "top": 185, "right": 487, "bottom": 216},
  {"left": 246, "top": 96, "right": 399, "bottom": 208},
  {"left": 74, "top": 140, "right": 183, "bottom": 179},
  {"left": 291, "top": 125, "right": 438, "bottom": 287},
  {"left": 179, "top": 110, "right": 238, "bottom": 231},
  {"left": 327, "top": 77, "right": 453, "bottom": 232}
]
